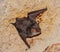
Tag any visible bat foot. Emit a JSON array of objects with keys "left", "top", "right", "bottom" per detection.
[{"left": 25, "top": 47, "right": 30, "bottom": 51}]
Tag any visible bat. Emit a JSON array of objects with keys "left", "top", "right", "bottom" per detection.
[{"left": 12, "top": 8, "right": 47, "bottom": 49}]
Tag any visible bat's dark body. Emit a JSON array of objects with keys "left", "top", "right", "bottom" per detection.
[{"left": 12, "top": 8, "right": 47, "bottom": 49}]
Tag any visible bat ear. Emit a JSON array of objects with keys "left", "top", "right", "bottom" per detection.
[{"left": 16, "top": 18, "right": 20, "bottom": 21}]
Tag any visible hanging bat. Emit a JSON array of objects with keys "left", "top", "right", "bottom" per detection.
[{"left": 12, "top": 8, "right": 47, "bottom": 49}]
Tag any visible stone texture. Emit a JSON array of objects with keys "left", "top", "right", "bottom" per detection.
[{"left": 0, "top": 0, "right": 60, "bottom": 52}]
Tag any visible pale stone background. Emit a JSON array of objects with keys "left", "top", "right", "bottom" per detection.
[{"left": 0, "top": 0, "right": 60, "bottom": 52}]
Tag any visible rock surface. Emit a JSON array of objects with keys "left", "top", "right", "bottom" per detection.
[{"left": 0, "top": 0, "right": 60, "bottom": 52}]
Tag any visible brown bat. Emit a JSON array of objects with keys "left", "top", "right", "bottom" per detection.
[{"left": 12, "top": 8, "right": 47, "bottom": 49}]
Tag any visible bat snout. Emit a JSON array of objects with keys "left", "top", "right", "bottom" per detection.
[{"left": 31, "top": 28, "right": 41, "bottom": 36}]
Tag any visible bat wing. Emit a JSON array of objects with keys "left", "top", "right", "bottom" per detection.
[
  {"left": 28, "top": 8, "right": 47, "bottom": 20},
  {"left": 13, "top": 25, "right": 30, "bottom": 48}
]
